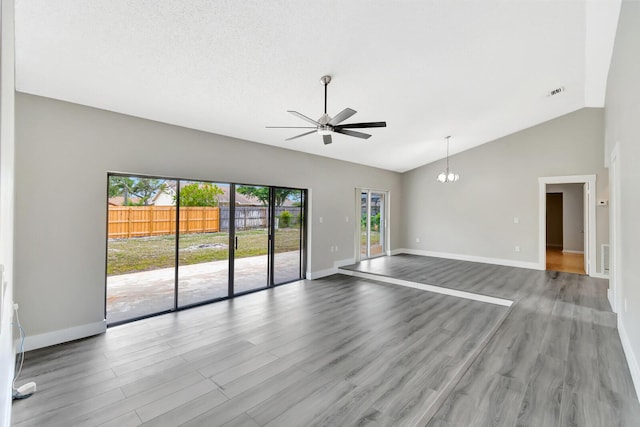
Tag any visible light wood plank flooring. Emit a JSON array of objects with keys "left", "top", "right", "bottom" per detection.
[
  {"left": 342, "top": 254, "right": 640, "bottom": 426},
  {"left": 546, "top": 247, "right": 586, "bottom": 275},
  {"left": 13, "top": 255, "right": 640, "bottom": 426},
  {"left": 12, "top": 273, "right": 507, "bottom": 427}
]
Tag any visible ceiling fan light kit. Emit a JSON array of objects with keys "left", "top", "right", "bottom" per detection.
[
  {"left": 436, "top": 136, "right": 460, "bottom": 183},
  {"left": 267, "top": 75, "right": 387, "bottom": 145}
]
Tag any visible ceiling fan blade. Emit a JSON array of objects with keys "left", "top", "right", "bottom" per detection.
[
  {"left": 334, "top": 129, "right": 371, "bottom": 139},
  {"left": 285, "top": 130, "right": 317, "bottom": 141},
  {"left": 323, "top": 134, "right": 332, "bottom": 145},
  {"left": 266, "top": 126, "right": 316, "bottom": 129},
  {"left": 287, "top": 110, "right": 321, "bottom": 126},
  {"left": 334, "top": 121, "right": 387, "bottom": 129},
  {"left": 328, "top": 108, "right": 357, "bottom": 126}
]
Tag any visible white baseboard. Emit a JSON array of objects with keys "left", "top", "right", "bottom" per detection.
[
  {"left": 335, "top": 257, "right": 355, "bottom": 268},
  {"left": 307, "top": 268, "right": 336, "bottom": 280},
  {"left": 562, "top": 249, "right": 585, "bottom": 254},
  {"left": 618, "top": 317, "right": 640, "bottom": 402},
  {"left": 607, "top": 288, "right": 614, "bottom": 309},
  {"left": 307, "top": 258, "right": 355, "bottom": 280},
  {"left": 392, "top": 248, "right": 543, "bottom": 271},
  {"left": 590, "top": 272, "right": 610, "bottom": 280},
  {"left": 22, "top": 320, "right": 107, "bottom": 352}
]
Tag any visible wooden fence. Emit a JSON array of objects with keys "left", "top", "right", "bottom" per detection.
[
  {"left": 108, "top": 206, "right": 220, "bottom": 239},
  {"left": 108, "top": 206, "right": 302, "bottom": 239},
  {"left": 220, "top": 206, "right": 302, "bottom": 231}
]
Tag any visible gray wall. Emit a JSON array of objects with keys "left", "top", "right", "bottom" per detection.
[
  {"left": 604, "top": 0, "right": 640, "bottom": 388},
  {"left": 401, "top": 108, "right": 608, "bottom": 270},
  {"left": 0, "top": 0, "right": 15, "bottom": 423},
  {"left": 14, "top": 93, "right": 403, "bottom": 337},
  {"left": 547, "top": 183, "right": 584, "bottom": 252}
]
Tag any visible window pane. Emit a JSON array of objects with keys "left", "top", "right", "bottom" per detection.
[
  {"left": 106, "top": 176, "right": 176, "bottom": 324},
  {"left": 177, "top": 181, "right": 230, "bottom": 307},
  {"left": 274, "top": 188, "right": 303, "bottom": 284}
]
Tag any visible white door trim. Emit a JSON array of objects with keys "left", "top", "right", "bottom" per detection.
[
  {"left": 355, "top": 188, "right": 391, "bottom": 262},
  {"left": 538, "top": 175, "right": 597, "bottom": 275},
  {"left": 609, "top": 143, "right": 621, "bottom": 312}
]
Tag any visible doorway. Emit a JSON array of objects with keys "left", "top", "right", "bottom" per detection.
[
  {"left": 545, "top": 186, "right": 585, "bottom": 274},
  {"left": 538, "top": 175, "right": 595, "bottom": 275},
  {"left": 106, "top": 174, "right": 307, "bottom": 325},
  {"left": 358, "top": 189, "right": 388, "bottom": 260}
]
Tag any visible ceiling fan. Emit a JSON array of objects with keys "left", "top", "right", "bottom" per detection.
[{"left": 266, "top": 75, "right": 387, "bottom": 145}]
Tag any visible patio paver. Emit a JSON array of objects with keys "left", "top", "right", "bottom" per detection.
[{"left": 107, "top": 251, "right": 301, "bottom": 324}]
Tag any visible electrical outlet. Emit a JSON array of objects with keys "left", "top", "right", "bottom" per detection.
[
  {"left": 345, "top": 216, "right": 349, "bottom": 222},
  {"left": 416, "top": 237, "right": 420, "bottom": 243},
  {"left": 513, "top": 217, "right": 519, "bottom": 224},
  {"left": 335, "top": 245, "right": 338, "bottom": 252},
  {"left": 515, "top": 246, "right": 520, "bottom": 252},
  {"left": 319, "top": 217, "right": 323, "bottom": 224}
]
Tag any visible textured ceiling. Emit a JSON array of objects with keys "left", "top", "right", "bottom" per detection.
[{"left": 14, "top": 1, "right": 620, "bottom": 172}]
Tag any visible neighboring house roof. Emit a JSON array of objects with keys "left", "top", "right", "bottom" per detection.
[
  {"left": 108, "top": 196, "right": 141, "bottom": 206},
  {"left": 150, "top": 184, "right": 176, "bottom": 206},
  {"left": 218, "top": 187, "right": 262, "bottom": 206}
]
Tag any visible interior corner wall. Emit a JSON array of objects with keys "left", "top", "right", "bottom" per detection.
[
  {"left": 13, "top": 93, "right": 402, "bottom": 346},
  {"left": 400, "top": 108, "right": 608, "bottom": 270},
  {"left": 0, "top": 0, "right": 15, "bottom": 424},
  {"left": 546, "top": 183, "right": 584, "bottom": 253},
  {"left": 604, "top": 0, "right": 640, "bottom": 395}
]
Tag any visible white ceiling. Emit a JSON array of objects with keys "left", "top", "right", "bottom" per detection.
[{"left": 14, "top": 1, "right": 620, "bottom": 172}]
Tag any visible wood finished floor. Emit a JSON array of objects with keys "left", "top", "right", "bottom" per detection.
[
  {"left": 13, "top": 255, "right": 640, "bottom": 426},
  {"left": 343, "top": 254, "right": 640, "bottom": 426},
  {"left": 12, "top": 273, "right": 508, "bottom": 427},
  {"left": 546, "top": 247, "right": 586, "bottom": 275}
]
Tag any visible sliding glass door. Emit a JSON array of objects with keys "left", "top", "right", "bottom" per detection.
[
  {"left": 177, "top": 181, "right": 230, "bottom": 307},
  {"left": 106, "top": 174, "right": 306, "bottom": 325},
  {"left": 106, "top": 177, "right": 177, "bottom": 324},
  {"left": 232, "top": 185, "right": 270, "bottom": 294},
  {"left": 359, "top": 189, "right": 387, "bottom": 260},
  {"left": 273, "top": 188, "right": 305, "bottom": 284}
]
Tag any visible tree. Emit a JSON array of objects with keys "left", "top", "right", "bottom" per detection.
[
  {"left": 237, "top": 186, "right": 300, "bottom": 207},
  {"left": 176, "top": 183, "right": 223, "bottom": 207},
  {"left": 109, "top": 176, "right": 135, "bottom": 203},
  {"left": 120, "top": 178, "right": 166, "bottom": 206},
  {"left": 132, "top": 179, "right": 167, "bottom": 205}
]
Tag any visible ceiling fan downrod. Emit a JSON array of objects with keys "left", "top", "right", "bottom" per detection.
[
  {"left": 320, "top": 75, "right": 331, "bottom": 115},
  {"left": 266, "top": 74, "right": 386, "bottom": 145}
]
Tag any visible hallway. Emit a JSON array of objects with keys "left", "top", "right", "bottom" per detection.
[{"left": 546, "top": 247, "right": 585, "bottom": 275}]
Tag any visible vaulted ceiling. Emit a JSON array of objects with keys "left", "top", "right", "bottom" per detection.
[{"left": 14, "top": 1, "right": 620, "bottom": 172}]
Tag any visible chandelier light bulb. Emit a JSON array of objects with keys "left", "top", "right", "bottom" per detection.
[{"left": 436, "top": 136, "right": 459, "bottom": 183}]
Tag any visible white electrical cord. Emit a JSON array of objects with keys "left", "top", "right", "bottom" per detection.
[{"left": 12, "top": 305, "right": 34, "bottom": 400}]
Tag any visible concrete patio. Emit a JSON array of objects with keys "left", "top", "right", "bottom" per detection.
[{"left": 106, "top": 251, "right": 301, "bottom": 324}]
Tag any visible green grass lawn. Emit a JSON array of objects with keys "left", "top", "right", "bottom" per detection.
[
  {"left": 360, "top": 229, "right": 381, "bottom": 245},
  {"left": 108, "top": 228, "right": 301, "bottom": 276}
]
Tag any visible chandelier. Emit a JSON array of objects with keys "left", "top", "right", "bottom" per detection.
[{"left": 436, "top": 136, "right": 459, "bottom": 183}]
